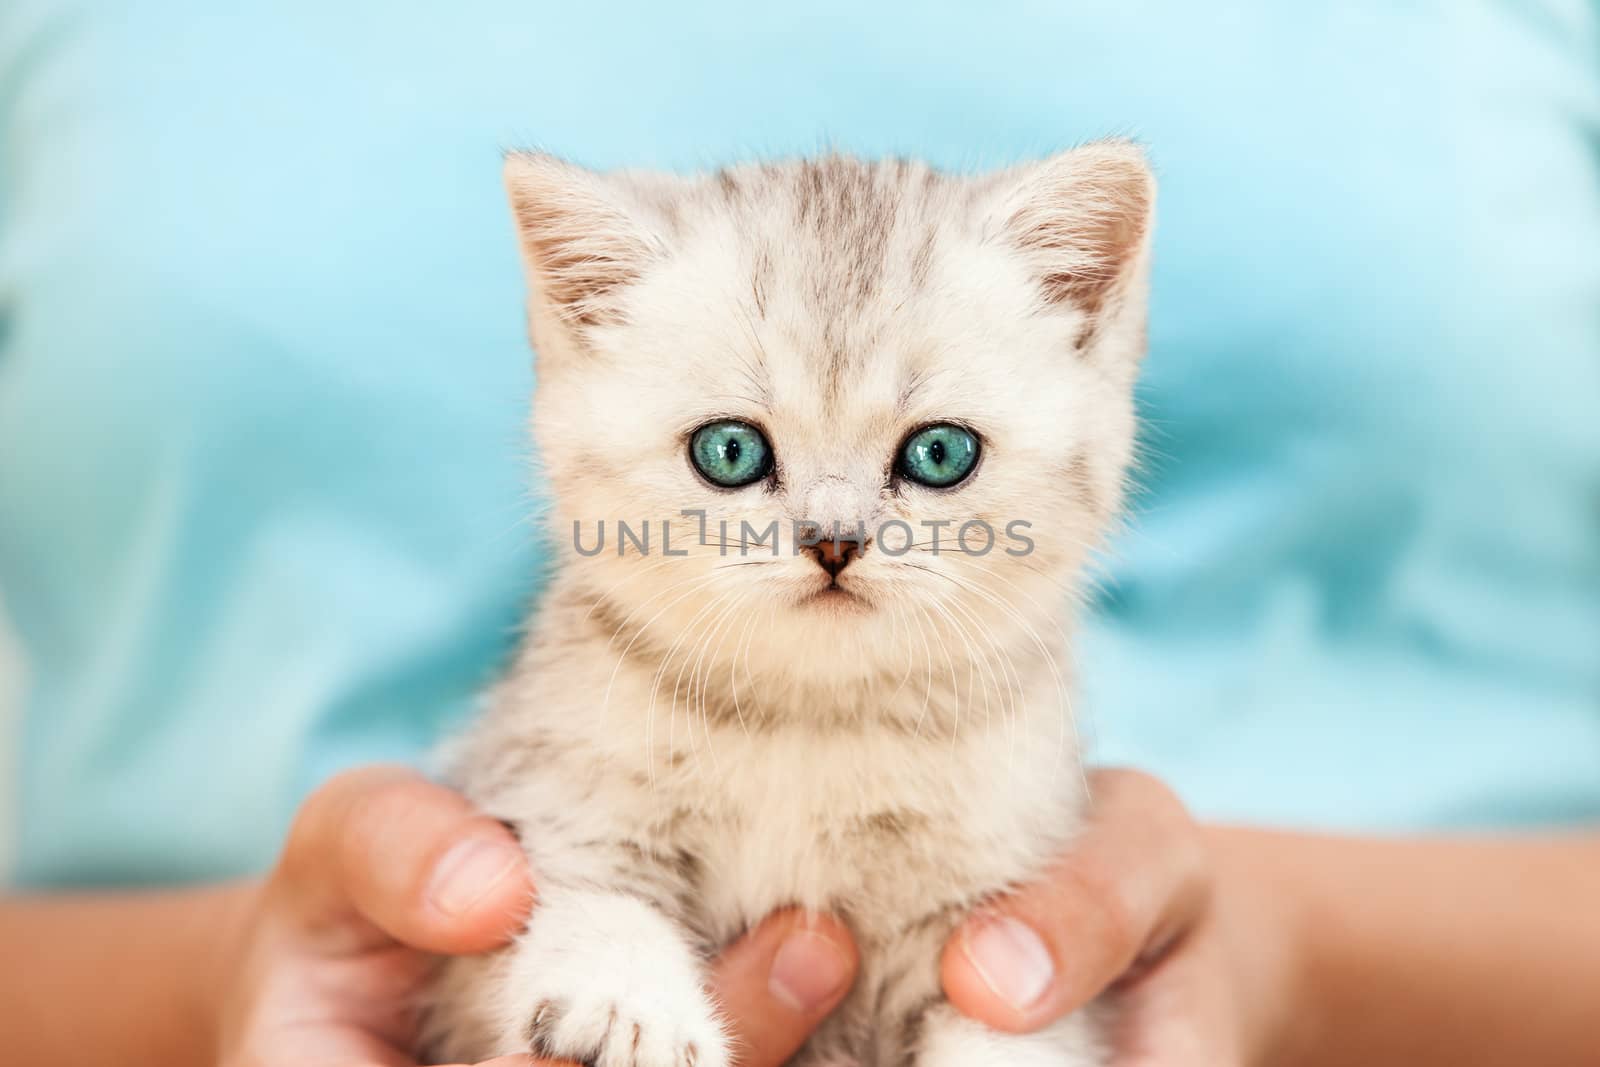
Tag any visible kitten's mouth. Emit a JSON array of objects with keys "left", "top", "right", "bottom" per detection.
[{"left": 799, "top": 582, "right": 871, "bottom": 611}]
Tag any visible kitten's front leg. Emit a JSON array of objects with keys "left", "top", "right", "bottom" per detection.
[
  {"left": 492, "top": 887, "right": 728, "bottom": 1067},
  {"left": 915, "top": 1003, "right": 1104, "bottom": 1067}
]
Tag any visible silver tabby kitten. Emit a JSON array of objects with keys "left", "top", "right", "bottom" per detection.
[{"left": 424, "top": 143, "right": 1154, "bottom": 1067}]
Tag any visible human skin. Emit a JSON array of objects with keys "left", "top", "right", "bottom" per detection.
[
  {"left": 2, "top": 767, "right": 1598, "bottom": 1065},
  {"left": 0, "top": 767, "right": 859, "bottom": 1067},
  {"left": 940, "top": 770, "right": 1600, "bottom": 1067}
]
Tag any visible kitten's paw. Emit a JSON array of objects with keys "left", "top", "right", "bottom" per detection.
[
  {"left": 915, "top": 1004, "right": 1104, "bottom": 1067},
  {"left": 493, "top": 889, "right": 728, "bottom": 1066},
  {"left": 520, "top": 991, "right": 727, "bottom": 1067}
]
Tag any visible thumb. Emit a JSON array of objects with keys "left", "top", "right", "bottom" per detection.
[
  {"left": 709, "top": 909, "right": 858, "bottom": 1067},
  {"left": 940, "top": 769, "right": 1207, "bottom": 1032},
  {"left": 271, "top": 765, "right": 534, "bottom": 956}
]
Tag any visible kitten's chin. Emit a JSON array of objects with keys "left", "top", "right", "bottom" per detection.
[{"left": 794, "top": 583, "right": 874, "bottom": 615}]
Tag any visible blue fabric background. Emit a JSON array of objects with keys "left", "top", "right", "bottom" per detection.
[{"left": 2, "top": 1, "right": 1597, "bottom": 886}]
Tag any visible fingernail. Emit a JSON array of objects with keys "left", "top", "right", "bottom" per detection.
[
  {"left": 428, "top": 838, "right": 523, "bottom": 916},
  {"left": 961, "top": 916, "right": 1055, "bottom": 1011},
  {"left": 769, "top": 929, "right": 853, "bottom": 1013}
]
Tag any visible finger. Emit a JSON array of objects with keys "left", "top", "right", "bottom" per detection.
[
  {"left": 709, "top": 909, "right": 859, "bottom": 1067},
  {"left": 273, "top": 765, "right": 534, "bottom": 956},
  {"left": 941, "top": 769, "right": 1209, "bottom": 1033},
  {"left": 1105, "top": 928, "right": 1242, "bottom": 1067}
]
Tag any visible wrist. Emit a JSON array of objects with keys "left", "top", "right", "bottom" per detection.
[
  {"left": 1204, "top": 827, "right": 1316, "bottom": 1067},
  {"left": 188, "top": 881, "right": 264, "bottom": 1064}
]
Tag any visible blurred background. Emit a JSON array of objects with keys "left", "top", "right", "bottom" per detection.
[
  {"left": 0, "top": 605, "right": 18, "bottom": 876},
  {"left": 1, "top": 2, "right": 1596, "bottom": 890}
]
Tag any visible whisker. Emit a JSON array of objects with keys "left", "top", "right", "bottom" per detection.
[
  {"left": 652, "top": 588, "right": 738, "bottom": 777},
  {"left": 905, "top": 600, "right": 939, "bottom": 740},
  {"left": 727, "top": 594, "right": 770, "bottom": 737},
  {"left": 685, "top": 588, "right": 754, "bottom": 769},
  {"left": 915, "top": 592, "right": 980, "bottom": 755},
  {"left": 917, "top": 560, "right": 1082, "bottom": 786},
  {"left": 577, "top": 555, "right": 681, "bottom": 624}
]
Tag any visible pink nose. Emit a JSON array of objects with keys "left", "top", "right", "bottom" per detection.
[
  {"left": 800, "top": 525, "right": 874, "bottom": 578},
  {"left": 808, "top": 537, "right": 860, "bottom": 576}
]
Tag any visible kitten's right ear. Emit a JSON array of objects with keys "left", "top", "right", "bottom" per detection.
[{"left": 503, "top": 151, "right": 660, "bottom": 334}]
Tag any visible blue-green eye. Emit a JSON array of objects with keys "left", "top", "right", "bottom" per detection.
[
  {"left": 898, "top": 423, "right": 980, "bottom": 488},
  {"left": 689, "top": 420, "right": 773, "bottom": 488}
]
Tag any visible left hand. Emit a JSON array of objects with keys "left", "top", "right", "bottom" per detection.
[
  {"left": 939, "top": 769, "right": 1294, "bottom": 1066},
  {"left": 218, "top": 766, "right": 857, "bottom": 1067}
]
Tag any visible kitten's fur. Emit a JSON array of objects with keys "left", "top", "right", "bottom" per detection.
[{"left": 424, "top": 144, "right": 1154, "bottom": 1067}]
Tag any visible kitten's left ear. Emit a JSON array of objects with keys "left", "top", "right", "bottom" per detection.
[
  {"left": 503, "top": 151, "right": 662, "bottom": 337},
  {"left": 993, "top": 141, "right": 1155, "bottom": 318}
]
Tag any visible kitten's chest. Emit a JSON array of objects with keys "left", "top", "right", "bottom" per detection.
[{"left": 667, "top": 724, "right": 1081, "bottom": 945}]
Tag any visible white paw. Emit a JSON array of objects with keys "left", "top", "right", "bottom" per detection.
[
  {"left": 520, "top": 989, "right": 726, "bottom": 1067},
  {"left": 494, "top": 889, "right": 728, "bottom": 1067},
  {"left": 915, "top": 1004, "right": 1104, "bottom": 1067}
]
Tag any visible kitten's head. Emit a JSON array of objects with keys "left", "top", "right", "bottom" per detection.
[{"left": 506, "top": 147, "right": 1152, "bottom": 696}]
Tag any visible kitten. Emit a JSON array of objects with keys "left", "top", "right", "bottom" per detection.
[{"left": 423, "top": 143, "right": 1154, "bottom": 1067}]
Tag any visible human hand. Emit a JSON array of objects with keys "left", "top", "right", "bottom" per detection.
[
  {"left": 940, "top": 769, "right": 1294, "bottom": 1066},
  {"left": 216, "top": 765, "right": 859, "bottom": 1067}
]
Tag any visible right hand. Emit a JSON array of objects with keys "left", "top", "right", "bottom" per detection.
[
  {"left": 216, "top": 765, "right": 859, "bottom": 1066},
  {"left": 940, "top": 769, "right": 1289, "bottom": 1066}
]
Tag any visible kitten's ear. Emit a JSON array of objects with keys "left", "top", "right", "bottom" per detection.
[
  {"left": 503, "top": 151, "right": 660, "bottom": 333},
  {"left": 994, "top": 141, "right": 1155, "bottom": 316}
]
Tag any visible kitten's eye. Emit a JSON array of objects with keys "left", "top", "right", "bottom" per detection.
[
  {"left": 898, "top": 423, "right": 980, "bottom": 488},
  {"left": 689, "top": 420, "right": 773, "bottom": 488}
]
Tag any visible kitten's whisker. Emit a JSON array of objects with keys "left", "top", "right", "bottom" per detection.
[
  {"left": 577, "top": 555, "right": 681, "bottom": 625},
  {"left": 652, "top": 607, "right": 715, "bottom": 784},
  {"left": 601, "top": 572, "right": 731, "bottom": 783},
  {"left": 904, "top": 542, "right": 1097, "bottom": 601},
  {"left": 918, "top": 562, "right": 1080, "bottom": 781},
  {"left": 602, "top": 572, "right": 721, "bottom": 705},
  {"left": 931, "top": 551, "right": 1078, "bottom": 770},
  {"left": 928, "top": 585, "right": 998, "bottom": 742},
  {"left": 727, "top": 596, "right": 766, "bottom": 737},
  {"left": 905, "top": 600, "right": 939, "bottom": 741},
  {"left": 916, "top": 592, "right": 980, "bottom": 753},
  {"left": 882, "top": 599, "right": 916, "bottom": 708},
  {"left": 940, "top": 588, "right": 1028, "bottom": 773},
  {"left": 936, "top": 566, "right": 1081, "bottom": 767},
  {"left": 653, "top": 587, "right": 739, "bottom": 777},
  {"left": 713, "top": 589, "right": 763, "bottom": 743},
  {"left": 933, "top": 551, "right": 1075, "bottom": 641},
  {"left": 696, "top": 538, "right": 779, "bottom": 551},
  {"left": 600, "top": 566, "right": 731, "bottom": 656},
  {"left": 684, "top": 588, "right": 753, "bottom": 769}
]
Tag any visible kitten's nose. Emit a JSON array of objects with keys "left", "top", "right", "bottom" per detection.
[{"left": 803, "top": 533, "right": 864, "bottom": 577}]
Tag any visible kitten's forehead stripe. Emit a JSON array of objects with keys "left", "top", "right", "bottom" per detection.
[
  {"left": 749, "top": 246, "right": 773, "bottom": 320},
  {"left": 909, "top": 230, "right": 937, "bottom": 289},
  {"left": 706, "top": 156, "right": 956, "bottom": 407},
  {"left": 788, "top": 157, "right": 896, "bottom": 317}
]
